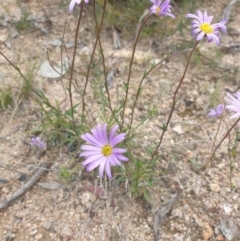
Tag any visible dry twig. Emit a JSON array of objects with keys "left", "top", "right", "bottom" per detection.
[{"left": 0, "top": 162, "right": 51, "bottom": 210}]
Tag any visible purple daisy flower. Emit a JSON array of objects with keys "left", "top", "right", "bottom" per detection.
[
  {"left": 207, "top": 104, "right": 225, "bottom": 118},
  {"left": 69, "top": 0, "right": 89, "bottom": 12},
  {"left": 186, "top": 10, "right": 227, "bottom": 45},
  {"left": 80, "top": 124, "right": 128, "bottom": 178},
  {"left": 225, "top": 92, "right": 240, "bottom": 119},
  {"left": 30, "top": 137, "right": 47, "bottom": 150},
  {"left": 149, "top": 0, "right": 175, "bottom": 18}
]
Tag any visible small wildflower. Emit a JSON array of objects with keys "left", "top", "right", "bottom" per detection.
[
  {"left": 69, "top": 0, "right": 89, "bottom": 12},
  {"left": 149, "top": 0, "right": 175, "bottom": 18},
  {"left": 225, "top": 92, "right": 240, "bottom": 119},
  {"left": 80, "top": 124, "right": 128, "bottom": 179},
  {"left": 186, "top": 10, "right": 227, "bottom": 45},
  {"left": 207, "top": 104, "right": 225, "bottom": 118},
  {"left": 30, "top": 137, "right": 47, "bottom": 150}
]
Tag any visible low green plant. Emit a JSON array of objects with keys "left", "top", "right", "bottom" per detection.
[
  {"left": 59, "top": 166, "right": 74, "bottom": 182},
  {"left": 14, "top": 11, "right": 31, "bottom": 32},
  {"left": 0, "top": 87, "right": 13, "bottom": 111}
]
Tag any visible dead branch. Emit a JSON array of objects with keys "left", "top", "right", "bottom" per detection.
[
  {"left": 0, "top": 162, "right": 51, "bottom": 210},
  {"left": 153, "top": 194, "right": 178, "bottom": 241}
]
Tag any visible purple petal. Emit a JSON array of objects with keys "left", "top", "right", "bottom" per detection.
[
  {"left": 196, "top": 31, "right": 205, "bottom": 41},
  {"left": 226, "top": 106, "right": 240, "bottom": 112},
  {"left": 109, "top": 155, "right": 121, "bottom": 166},
  {"left": 101, "top": 123, "right": 108, "bottom": 144},
  {"left": 112, "top": 148, "right": 127, "bottom": 154},
  {"left": 109, "top": 125, "right": 119, "bottom": 143},
  {"left": 235, "top": 92, "right": 240, "bottom": 100},
  {"left": 86, "top": 156, "right": 106, "bottom": 172},
  {"left": 99, "top": 160, "right": 105, "bottom": 177},
  {"left": 81, "top": 133, "right": 103, "bottom": 147},
  {"left": 82, "top": 154, "right": 104, "bottom": 166},
  {"left": 110, "top": 133, "right": 126, "bottom": 146},
  {"left": 79, "top": 150, "right": 101, "bottom": 157},
  {"left": 105, "top": 161, "right": 112, "bottom": 178},
  {"left": 114, "top": 154, "right": 129, "bottom": 161},
  {"left": 216, "top": 104, "right": 225, "bottom": 113},
  {"left": 207, "top": 33, "right": 220, "bottom": 45},
  {"left": 229, "top": 112, "right": 240, "bottom": 119},
  {"left": 81, "top": 145, "right": 101, "bottom": 151},
  {"left": 196, "top": 10, "right": 204, "bottom": 23},
  {"left": 92, "top": 126, "right": 105, "bottom": 144},
  {"left": 207, "top": 110, "right": 217, "bottom": 117},
  {"left": 207, "top": 15, "right": 214, "bottom": 24},
  {"left": 69, "top": 0, "right": 76, "bottom": 11}
]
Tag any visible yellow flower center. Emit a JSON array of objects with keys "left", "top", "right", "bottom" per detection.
[
  {"left": 200, "top": 23, "right": 213, "bottom": 34},
  {"left": 102, "top": 145, "right": 112, "bottom": 157},
  {"left": 155, "top": 7, "right": 161, "bottom": 14}
]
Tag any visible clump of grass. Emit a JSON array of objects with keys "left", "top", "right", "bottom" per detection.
[
  {"left": 14, "top": 11, "right": 32, "bottom": 32},
  {"left": 0, "top": 87, "right": 13, "bottom": 111},
  {"left": 59, "top": 166, "right": 74, "bottom": 183}
]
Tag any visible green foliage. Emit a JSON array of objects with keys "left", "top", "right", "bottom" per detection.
[
  {"left": 31, "top": 91, "right": 85, "bottom": 148},
  {"left": 96, "top": 0, "right": 146, "bottom": 37},
  {"left": 20, "top": 65, "right": 35, "bottom": 98},
  {"left": 59, "top": 166, "right": 74, "bottom": 182},
  {"left": 124, "top": 145, "right": 160, "bottom": 202},
  {"left": 14, "top": 11, "right": 31, "bottom": 32},
  {"left": 0, "top": 87, "right": 13, "bottom": 111}
]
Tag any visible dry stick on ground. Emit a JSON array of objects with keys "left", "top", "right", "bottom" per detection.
[
  {"left": 153, "top": 194, "right": 178, "bottom": 241},
  {"left": 0, "top": 161, "right": 51, "bottom": 210}
]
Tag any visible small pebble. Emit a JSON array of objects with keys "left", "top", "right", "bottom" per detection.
[
  {"left": 29, "top": 229, "right": 38, "bottom": 236},
  {"left": 210, "top": 183, "right": 220, "bottom": 193}
]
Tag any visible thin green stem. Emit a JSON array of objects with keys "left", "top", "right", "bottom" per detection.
[
  {"left": 204, "top": 108, "right": 226, "bottom": 168},
  {"left": 82, "top": 0, "right": 105, "bottom": 116},
  {"left": 210, "top": 117, "right": 240, "bottom": 162},
  {"left": 92, "top": 0, "right": 119, "bottom": 125},
  {"left": 121, "top": 15, "right": 151, "bottom": 131},
  {"left": 69, "top": 3, "right": 84, "bottom": 134},
  {"left": 150, "top": 41, "right": 199, "bottom": 161},
  {"left": 128, "top": 48, "right": 192, "bottom": 137}
]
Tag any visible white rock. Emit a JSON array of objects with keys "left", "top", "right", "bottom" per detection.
[
  {"left": 149, "top": 58, "right": 162, "bottom": 65},
  {"left": 79, "top": 192, "right": 97, "bottom": 208},
  {"left": 42, "top": 221, "right": 52, "bottom": 230},
  {"left": 37, "top": 58, "right": 69, "bottom": 78},
  {"left": 29, "top": 229, "right": 38, "bottom": 236},
  {"left": 172, "top": 124, "right": 184, "bottom": 134},
  {"left": 2, "top": 186, "right": 10, "bottom": 194},
  {"left": 223, "top": 205, "right": 233, "bottom": 216},
  {"left": 210, "top": 183, "right": 220, "bottom": 193},
  {"left": 124, "top": 108, "right": 132, "bottom": 116},
  {"left": 47, "top": 39, "right": 62, "bottom": 46},
  {"left": 35, "top": 233, "right": 43, "bottom": 240}
]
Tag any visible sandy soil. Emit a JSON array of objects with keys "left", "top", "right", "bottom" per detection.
[{"left": 1, "top": 0, "right": 240, "bottom": 240}]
